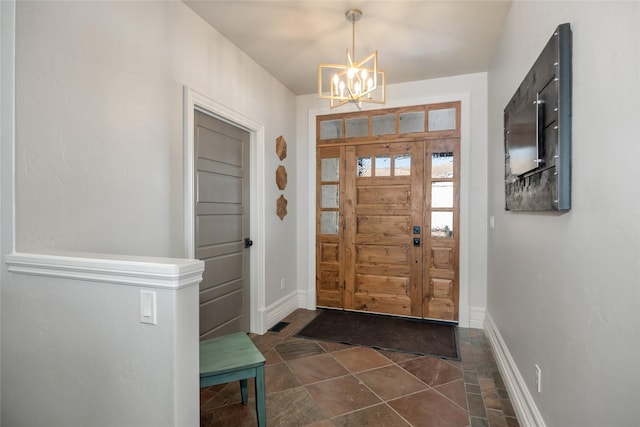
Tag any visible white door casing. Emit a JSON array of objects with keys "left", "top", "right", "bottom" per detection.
[{"left": 183, "top": 85, "right": 266, "bottom": 334}]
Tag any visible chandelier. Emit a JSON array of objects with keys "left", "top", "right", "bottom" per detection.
[{"left": 318, "top": 9, "right": 385, "bottom": 109}]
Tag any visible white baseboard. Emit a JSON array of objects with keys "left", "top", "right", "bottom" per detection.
[
  {"left": 458, "top": 304, "right": 485, "bottom": 328},
  {"left": 262, "top": 291, "right": 300, "bottom": 333},
  {"left": 484, "top": 312, "right": 547, "bottom": 427},
  {"left": 469, "top": 306, "right": 486, "bottom": 329},
  {"left": 298, "top": 289, "right": 315, "bottom": 309}
]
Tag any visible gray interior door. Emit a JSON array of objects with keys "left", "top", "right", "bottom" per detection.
[{"left": 195, "top": 110, "right": 251, "bottom": 340}]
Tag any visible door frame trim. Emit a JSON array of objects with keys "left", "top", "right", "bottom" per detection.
[
  {"left": 183, "top": 85, "right": 266, "bottom": 334},
  {"left": 306, "top": 92, "right": 472, "bottom": 327}
]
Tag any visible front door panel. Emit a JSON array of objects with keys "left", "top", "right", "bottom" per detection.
[{"left": 344, "top": 143, "right": 424, "bottom": 316}]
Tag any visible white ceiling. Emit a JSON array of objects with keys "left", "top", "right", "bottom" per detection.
[{"left": 184, "top": 1, "right": 512, "bottom": 96}]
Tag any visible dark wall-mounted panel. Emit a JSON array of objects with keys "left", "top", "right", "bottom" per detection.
[{"left": 504, "top": 23, "right": 572, "bottom": 212}]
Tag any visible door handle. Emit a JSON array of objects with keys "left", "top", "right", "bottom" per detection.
[
  {"left": 413, "top": 237, "right": 421, "bottom": 247},
  {"left": 244, "top": 238, "right": 254, "bottom": 248}
]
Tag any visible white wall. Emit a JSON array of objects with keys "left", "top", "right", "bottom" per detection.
[
  {"left": 487, "top": 2, "right": 640, "bottom": 426},
  {"left": 2, "top": 253, "right": 203, "bottom": 427},
  {"left": 296, "top": 72, "right": 489, "bottom": 327},
  {"left": 2, "top": 0, "right": 299, "bottom": 425},
  {"left": 14, "top": 0, "right": 296, "bottom": 268},
  {"left": 14, "top": 0, "right": 298, "bottom": 328},
  {"left": 0, "top": 0, "right": 17, "bottom": 417}
]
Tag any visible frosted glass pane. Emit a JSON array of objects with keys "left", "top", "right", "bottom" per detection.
[
  {"left": 321, "top": 158, "right": 339, "bottom": 181},
  {"left": 395, "top": 154, "right": 411, "bottom": 176},
  {"left": 345, "top": 117, "right": 368, "bottom": 137},
  {"left": 375, "top": 155, "right": 391, "bottom": 176},
  {"left": 428, "top": 108, "right": 456, "bottom": 131},
  {"left": 431, "top": 212, "right": 453, "bottom": 238},
  {"left": 321, "top": 185, "right": 339, "bottom": 208},
  {"left": 432, "top": 152, "right": 454, "bottom": 178},
  {"left": 371, "top": 114, "right": 395, "bottom": 135},
  {"left": 321, "top": 211, "right": 339, "bottom": 235},
  {"left": 432, "top": 182, "right": 453, "bottom": 208},
  {"left": 357, "top": 157, "right": 372, "bottom": 177},
  {"left": 320, "top": 119, "right": 342, "bottom": 139},
  {"left": 399, "top": 111, "right": 425, "bottom": 133}
]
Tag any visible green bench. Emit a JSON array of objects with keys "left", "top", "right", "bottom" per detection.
[{"left": 200, "top": 332, "right": 266, "bottom": 426}]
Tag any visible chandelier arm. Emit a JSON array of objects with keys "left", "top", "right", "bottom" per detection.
[
  {"left": 346, "top": 86, "right": 362, "bottom": 110},
  {"left": 347, "top": 85, "right": 355, "bottom": 100}
]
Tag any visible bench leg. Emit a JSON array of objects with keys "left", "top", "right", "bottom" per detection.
[
  {"left": 239, "top": 379, "right": 248, "bottom": 405},
  {"left": 255, "top": 365, "right": 266, "bottom": 427}
]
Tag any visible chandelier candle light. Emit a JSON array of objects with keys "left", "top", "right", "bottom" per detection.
[{"left": 318, "top": 9, "right": 386, "bottom": 109}]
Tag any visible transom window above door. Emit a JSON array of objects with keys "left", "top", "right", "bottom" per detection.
[{"left": 318, "top": 103, "right": 460, "bottom": 143}]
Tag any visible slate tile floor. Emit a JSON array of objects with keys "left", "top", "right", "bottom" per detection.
[{"left": 200, "top": 309, "right": 520, "bottom": 427}]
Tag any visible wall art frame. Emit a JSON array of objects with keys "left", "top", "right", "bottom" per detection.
[{"left": 504, "top": 23, "right": 572, "bottom": 212}]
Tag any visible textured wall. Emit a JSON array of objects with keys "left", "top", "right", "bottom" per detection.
[
  {"left": 5, "top": 0, "right": 299, "bottom": 424},
  {"left": 487, "top": 2, "right": 640, "bottom": 425},
  {"left": 14, "top": 0, "right": 299, "bottom": 317},
  {"left": 1, "top": 259, "right": 200, "bottom": 427},
  {"left": 15, "top": 0, "right": 296, "bottom": 263}
]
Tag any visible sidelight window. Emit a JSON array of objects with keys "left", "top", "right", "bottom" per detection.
[{"left": 319, "top": 157, "right": 340, "bottom": 235}]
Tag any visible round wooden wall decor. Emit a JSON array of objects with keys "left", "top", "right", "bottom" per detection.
[
  {"left": 276, "top": 165, "right": 287, "bottom": 190},
  {"left": 276, "top": 195, "right": 288, "bottom": 220},
  {"left": 276, "top": 136, "right": 287, "bottom": 161}
]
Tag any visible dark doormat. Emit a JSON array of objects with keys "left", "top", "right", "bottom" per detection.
[{"left": 295, "top": 309, "right": 459, "bottom": 360}]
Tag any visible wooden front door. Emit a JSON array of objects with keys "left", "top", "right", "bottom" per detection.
[
  {"left": 316, "top": 103, "right": 460, "bottom": 321},
  {"left": 343, "top": 142, "right": 424, "bottom": 316}
]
